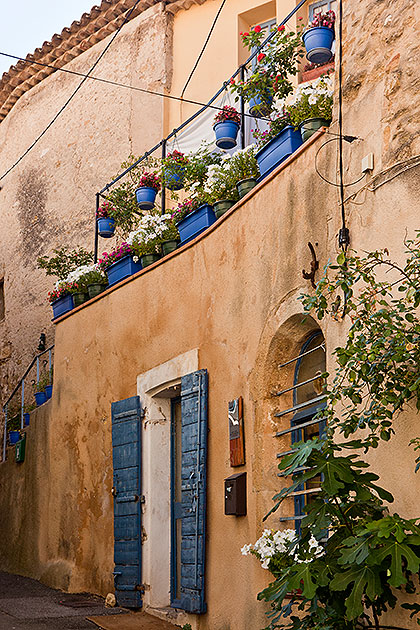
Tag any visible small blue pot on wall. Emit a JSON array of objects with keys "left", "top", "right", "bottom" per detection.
[
  {"left": 97, "top": 217, "right": 115, "bottom": 238},
  {"left": 8, "top": 431, "right": 20, "bottom": 445},
  {"left": 256, "top": 126, "right": 303, "bottom": 179},
  {"left": 302, "top": 27, "right": 335, "bottom": 64},
  {"left": 51, "top": 294, "right": 74, "bottom": 319},
  {"left": 24, "top": 413, "right": 30, "bottom": 426},
  {"left": 34, "top": 391, "right": 47, "bottom": 406},
  {"left": 213, "top": 121, "right": 240, "bottom": 149},
  {"left": 107, "top": 255, "right": 142, "bottom": 287},
  {"left": 177, "top": 204, "right": 216, "bottom": 244},
  {"left": 45, "top": 385, "right": 53, "bottom": 400},
  {"left": 136, "top": 186, "right": 158, "bottom": 210}
]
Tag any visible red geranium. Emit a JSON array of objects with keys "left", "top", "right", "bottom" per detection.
[
  {"left": 254, "top": 25, "right": 261, "bottom": 33},
  {"left": 214, "top": 105, "right": 241, "bottom": 126},
  {"left": 137, "top": 171, "right": 161, "bottom": 191},
  {"left": 257, "top": 52, "right": 266, "bottom": 63}
]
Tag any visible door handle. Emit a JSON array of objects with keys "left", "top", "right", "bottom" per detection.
[{"left": 111, "top": 487, "right": 117, "bottom": 497}]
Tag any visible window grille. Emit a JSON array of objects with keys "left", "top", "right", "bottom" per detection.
[{"left": 274, "top": 332, "right": 326, "bottom": 531}]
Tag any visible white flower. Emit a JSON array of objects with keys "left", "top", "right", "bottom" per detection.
[
  {"left": 241, "top": 544, "right": 253, "bottom": 556},
  {"left": 132, "top": 256, "right": 139, "bottom": 263},
  {"left": 308, "top": 95, "right": 318, "bottom": 105}
]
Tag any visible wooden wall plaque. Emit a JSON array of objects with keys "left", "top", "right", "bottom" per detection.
[{"left": 228, "top": 397, "right": 245, "bottom": 467}]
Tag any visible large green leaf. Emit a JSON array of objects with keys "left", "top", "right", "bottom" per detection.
[
  {"left": 374, "top": 540, "right": 420, "bottom": 587},
  {"left": 330, "top": 565, "right": 382, "bottom": 619}
]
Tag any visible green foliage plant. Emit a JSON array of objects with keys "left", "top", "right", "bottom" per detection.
[
  {"left": 228, "top": 145, "right": 260, "bottom": 182},
  {"left": 204, "top": 157, "right": 240, "bottom": 204},
  {"left": 104, "top": 155, "right": 160, "bottom": 238},
  {"left": 252, "top": 236, "right": 420, "bottom": 629},
  {"left": 37, "top": 247, "right": 93, "bottom": 281},
  {"left": 183, "top": 142, "right": 223, "bottom": 200},
  {"left": 230, "top": 25, "right": 303, "bottom": 108}
]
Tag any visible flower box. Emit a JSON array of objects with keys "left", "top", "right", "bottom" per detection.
[
  {"left": 106, "top": 255, "right": 142, "bottom": 287},
  {"left": 300, "top": 61, "right": 335, "bottom": 84},
  {"left": 177, "top": 204, "right": 216, "bottom": 244},
  {"left": 51, "top": 294, "right": 74, "bottom": 319},
  {"left": 255, "top": 126, "right": 303, "bottom": 179}
]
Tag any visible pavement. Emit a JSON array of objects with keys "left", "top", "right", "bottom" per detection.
[{"left": 0, "top": 571, "right": 127, "bottom": 630}]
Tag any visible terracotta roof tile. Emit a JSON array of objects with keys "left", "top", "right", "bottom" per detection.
[{"left": 0, "top": 0, "right": 207, "bottom": 122}]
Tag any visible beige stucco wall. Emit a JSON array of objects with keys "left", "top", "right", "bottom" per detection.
[{"left": 1, "top": 118, "right": 420, "bottom": 628}]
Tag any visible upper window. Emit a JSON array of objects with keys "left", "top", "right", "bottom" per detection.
[
  {"left": 251, "top": 18, "right": 277, "bottom": 71},
  {"left": 308, "top": 0, "right": 337, "bottom": 21}
]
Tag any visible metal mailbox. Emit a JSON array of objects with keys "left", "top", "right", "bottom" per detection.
[{"left": 224, "top": 472, "right": 246, "bottom": 516}]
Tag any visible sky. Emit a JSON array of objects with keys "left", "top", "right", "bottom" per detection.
[{"left": 0, "top": 0, "right": 96, "bottom": 77}]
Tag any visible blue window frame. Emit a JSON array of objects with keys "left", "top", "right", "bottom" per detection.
[{"left": 291, "top": 332, "right": 326, "bottom": 533}]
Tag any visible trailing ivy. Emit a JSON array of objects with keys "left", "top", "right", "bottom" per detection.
[{"left": 258, "top": 235, "right": 420, "bottom": 629}]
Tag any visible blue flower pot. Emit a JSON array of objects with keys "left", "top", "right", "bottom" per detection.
[
  {"left": 34, "top": 391, "right": 47, "bottom": 406},
  {"left": 24, "top": 413, "right": 30, "bottom": 426},
  {"left": 164, "top": 167, "right": 185, "bottom": 191},
  {"left": 45, "top": 385, "right": 53, "bottom": 400},
  {"left": 107, "top": 255, "right": 142, "bottom": 287},
  {"left": 213, "top": 121, "right": 240, "bottom": 149},
  {"left": 8, "top": 431, "right": 20, "bottom": 445},
  {"left": 135, "top": 186, "right": 158, "bottom": 210},
  {"left": 256, "top": 126, "right": 303, "bottom": 179},
  {"left": 249, "top": 93, "right": 273, "bottom": 118},
  {"left": 51, "top": 294, "right": 74, "bottom": 319},
  {"left": 97, "top": 217, "right": 115, "bottom": 238},
  {"left": 177, "top": 204, "right": 216, "bottom": 244},
  {"left": 302, "top": 27, "right": 335, "bottom": 64}
]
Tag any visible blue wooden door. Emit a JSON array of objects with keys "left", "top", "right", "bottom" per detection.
[
  {"left": 178, "top": 369, "right": 208, "bottom": 614},
  {"left": 111, "top": 396, "right": 142, "bottom": 608}
]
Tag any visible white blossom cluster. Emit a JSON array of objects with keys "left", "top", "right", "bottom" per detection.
[
  {"left": 241, "top": 528, "right": 324, "bottom": 570},
  {"left": 126, "top": 213, "right": 173, "bottom": 248},
  {"left": 54, "top": 263, "right": 105, "bottom": 289},
  {"left": 285, "top": 75, "right": 334, "bottom": 107}
]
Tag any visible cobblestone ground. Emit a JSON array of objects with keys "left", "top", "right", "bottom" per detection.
[{"left": 0, "top": 571, "right": 126, "bottom": 630}]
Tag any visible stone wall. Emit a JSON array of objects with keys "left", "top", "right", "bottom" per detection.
[{"left": 0, "top": 3, "right": 171, "bottom": 407}]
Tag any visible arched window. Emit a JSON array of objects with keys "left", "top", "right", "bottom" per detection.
[{"left": 277, "top": 331, "right": 326, "bottom": 532}]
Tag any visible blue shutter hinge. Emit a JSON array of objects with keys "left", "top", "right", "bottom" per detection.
[{"left": 140, "top": 495, "right": 146, "bottom": 504}]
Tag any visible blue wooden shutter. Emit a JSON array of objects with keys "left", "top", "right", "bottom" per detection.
[
  {"left": 179, "top": 370, "right": 208, "bottom": 614},
  {"left": 111, "top": 396, "right": 142, "bottom": 608}
]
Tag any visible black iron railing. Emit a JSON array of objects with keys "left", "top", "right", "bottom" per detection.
[{"left": 93, "top": 0, "right": 309, "bottom": 261}]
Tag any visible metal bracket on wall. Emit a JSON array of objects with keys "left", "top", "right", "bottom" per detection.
[{"left": 302, "top": 242, "right": 319, "bottom": 289}]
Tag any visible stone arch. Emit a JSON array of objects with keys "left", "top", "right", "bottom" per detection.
[{"left": 249, "top": 293, "right": 326, "bottom": 531}]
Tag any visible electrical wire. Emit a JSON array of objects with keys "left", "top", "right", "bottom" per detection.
[
  {"left": 180, "top": 0, "right": 227, "bottom": 99},
  {"left": 314, "top": 137, "right": 365, "bottom": 187},
  {"left": 0, "top": 0, "right": 143, "bottom": 183}
]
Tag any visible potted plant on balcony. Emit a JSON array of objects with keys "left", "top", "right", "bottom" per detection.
[
  {"left": 7, "top": 411, "right": 21, "bottom": 445},
  {"left": 128, "top": 213, "right": 177, "bottom": 267},
  {"left": 205, "top": 156, "right": 239, "bottom": 218},
  {"left": 302, "top": 10, "right": 335, "bottom": 65},
  {"left": 230, "top": 25, "right": 303, "bottom": 118},
  {"left": 96, "top": 200, "right": 116, "bottom": 238},
  {"left": 286, "top": 75, "right": 333, "bottom": 141},
  {"left": 162, "top": 150, "right": 189, "bottom": 191},
  {"left": 253, "top": 107, "right": 302, "bottom": 179},
  {"left": 99, "top": 242, "right": 142, "bottom": 287},
  {"left": 73, "top": 265, "right": 109, "bottom": 300},
  {"left": 48, "top": 282, "right": 78, "bottom": 319},
  {"left": 213, "top": 106, "right": 241, "bottom": 149},
  {"left": 135, "top": 171, "right": 161, "bottom": 210},
  {"left": 227, "top": 145, "right": 260, "bottom": 198},
  {"left": 172, "top": 197, "right": 216, "bottom": 245}
]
